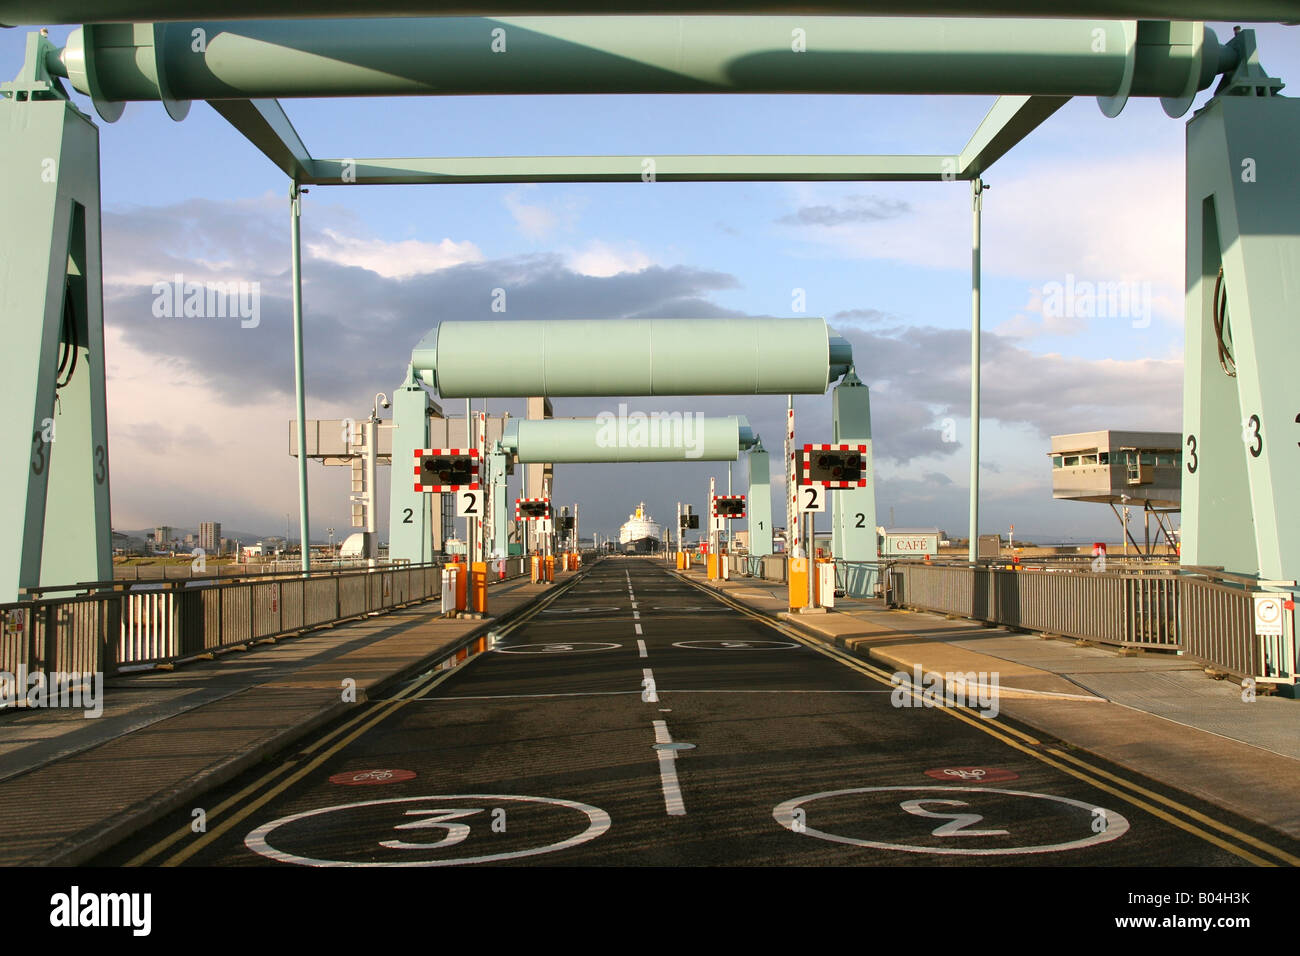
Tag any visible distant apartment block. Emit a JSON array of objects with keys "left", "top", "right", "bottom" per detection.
[{"left": 200, "top": 521, "right": 222, "bottom": 554}]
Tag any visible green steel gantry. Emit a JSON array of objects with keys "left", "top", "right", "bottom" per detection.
[{"left": 1, "top": 13, "right": 1295, "bottom": 612}]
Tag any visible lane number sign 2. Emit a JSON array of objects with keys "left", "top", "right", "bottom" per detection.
[
  {"left": 799, "top": 485, "right": 825, "bottom": 513},
  {"left": 456, "top": 489, "right": 482, "bottom": 518}
]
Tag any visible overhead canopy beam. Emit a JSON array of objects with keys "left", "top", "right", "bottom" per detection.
[
  {"left": 3, "top": 1, "right": 1298, "bottom": 25},
  {"left": 306, "top": 154, "right": 960, "bottom": 185},
  {"left": 958, "top": 94, "right": 1071, "bottom": 177},
  {"left": 207, "top": 98, "right": 312, "bottom": 182}
]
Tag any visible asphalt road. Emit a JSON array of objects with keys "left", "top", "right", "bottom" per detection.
[{"left": 96, "top": 557, "right": 1300, "bottom": 868}]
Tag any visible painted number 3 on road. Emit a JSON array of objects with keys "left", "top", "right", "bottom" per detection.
[{"left": 244, "top": 795, "right": 610, "bottom": 867}]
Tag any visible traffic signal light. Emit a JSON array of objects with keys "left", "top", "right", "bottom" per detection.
[
  {"left": 414, "top": 448, "right": 479, "bottom": 492},
  {"left": 712, "top": 495, "right": 746, "bottom": 519},
  {"left": 560, "top": 516, "right": 575, "bottom": 531},
  {"left": 680, "top": 514, "right": 700, "bottom": 529},
  {"left": 515, "top": 498, "right": 551, "bottom": 520},
  {"left": 798, "top": 444, "right": 868, "bottom": 488}
]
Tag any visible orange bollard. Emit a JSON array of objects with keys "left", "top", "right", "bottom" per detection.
[
  {"left": 471, "top": 561, "right": 488, "bottom": 613},
  {"left": 788, "top": 557, "right": 810, "bottom": 610},
  {"left": 545, "top": 555, "right": 555, "bottom": 582},
  {"left": 455, "top": 563, "right": 468, "bottom": 611}
]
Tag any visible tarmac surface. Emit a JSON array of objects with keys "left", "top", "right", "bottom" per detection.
[{"left": 94, "top": 557, "right": 1300, "bottom": 867}]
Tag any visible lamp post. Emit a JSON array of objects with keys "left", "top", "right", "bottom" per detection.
[{"left": 368, "top": 393, "right": 389, "bottom": 568}]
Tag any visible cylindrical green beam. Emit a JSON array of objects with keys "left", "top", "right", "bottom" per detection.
[
  {"left": 57, "top": 17, "right": 1227, "bottom": 108},
  {"left": 504, "top": 416, "right": 757, "bottom": 462},
  {"left": 412, "top": 318, "right": 852, "bottom": 397},
  {"left": 4, "top": 2, "right": 1296, "bottom": 25}
]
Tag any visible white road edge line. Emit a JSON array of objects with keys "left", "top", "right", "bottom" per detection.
[
  {"left": 652, "top": 719, "right": 686, "bottom": 816},
  {"left": 638, "top": 639, "right": 648, "bottom": 658}
]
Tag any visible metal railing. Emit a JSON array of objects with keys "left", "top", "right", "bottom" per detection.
[
  {"left": 887, "top": 561, "right": 1294, "bottom": 682},
  {"left": 112, "top": 557, "right": 383, "bottom": 580},
  {"left": 0, "top": 555, "right": 556, "bottom": 685}
]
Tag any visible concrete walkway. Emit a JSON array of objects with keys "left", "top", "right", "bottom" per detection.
[
  {"left": 679, "top": 564, "right": 1300, "bottom": 841},
  {"left": 0, "top": 568, "right": 583, "bottom": 866}
]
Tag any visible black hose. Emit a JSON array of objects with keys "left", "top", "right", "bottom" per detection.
[
  {"left": 56, "top": 279, "right": 79, "bottom": 390},
  {"left": 1213, "top": 265, "right": 1235, "bottom": 378}
]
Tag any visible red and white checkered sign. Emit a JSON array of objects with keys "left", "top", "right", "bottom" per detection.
[
  {"left": 413, "top": 448, "right": 480, "bottom": 493},
  {"left": 712, "top": 494, "right": 746, "bottom": 519},
  {"left": 515, "top": 497, "right": 551, "bottom": 520},
  {"left": 798, "top": 443, "right": 868, "bottom": 488}
]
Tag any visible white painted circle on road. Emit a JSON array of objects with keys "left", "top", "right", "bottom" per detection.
[
  {"left": 773, "top": 786, "right": 1129, "bottom": 856},
  {"left": 495, "top": 641, "right": 622, "bottom": 654},
  {"left": 673, "top": 639, "right": 799, "bottom": 651},
  {"left": 245, "top": 794, "right": 610, "bottom": 867}
]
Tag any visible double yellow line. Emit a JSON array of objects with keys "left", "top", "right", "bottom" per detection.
[
  {"left": 127, "top": 573, "right": 581, "bottom": 867},
  {"left": 689, "top": 578, "right": 1299, "bottom": 868}
]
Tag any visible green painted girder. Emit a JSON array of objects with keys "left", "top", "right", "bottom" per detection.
[
  {"left": 3, "top": 2, "right": 1298, "bottom": 25},
  {"left": 503, "top": 416, "right": 757, "bottom": 463},
  {"left": 307, "top": 153, "right": 959, "bottom": 185},
  {"left": 413, "top": 318, "right": 852, "bottom": 398},
  {"left": 56, "top": 17, "right": 1223, "bottom": 107},
  {"left": 207, "top": 98, "right": 311, "bottom": 182}
]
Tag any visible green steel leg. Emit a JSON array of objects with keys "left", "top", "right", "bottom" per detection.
[
  {"left": 968, "top": 178, "right": 984, "bottom": 564},
  {"left": 1, "top": 37, "right": 112, "bottom": 599},
  {"left": 831, "top": 368, "right": 877, "bottom": 596},
  {"left": 387, "top": 366, "right": 434, "bottom": 564},
  {"left": 1182, "top": 92, "right": 1300, "bottom": 591},
  {"left": 290, "top": 182, "right": 311, "bottom": 573},
  {"left": 746, "top": 448, "right": 772, "bottom": 556}
]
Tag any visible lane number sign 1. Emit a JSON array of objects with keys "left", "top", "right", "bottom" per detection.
[
  {"left": 799, "top": 485, "right": 825, "bottom": 513},
  {"left": 456, "top": 488, "right": 483, "bottom": 518}
]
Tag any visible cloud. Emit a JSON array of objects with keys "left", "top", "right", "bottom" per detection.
[
  {"left": 566, "top": 240, "right": 654, "bottom": 277},
  {"left": 503, "top": 187, "right": 583, "bottom": 240},
  {"left": 779, "top": 154, "right": 1186, "bottom": 326},
  {"left": 306, "top": 228, "right": 482, "bottom": 279},
  {"left": 832, "top": 307, "right": 892, "bottom": 326},
  {"left": 778, "top": 195, "right": 911, "bottom": 226}
]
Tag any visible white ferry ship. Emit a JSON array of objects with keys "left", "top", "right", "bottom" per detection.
[{"left": 619, "top": 503, "right": 661, "bottom": 553}]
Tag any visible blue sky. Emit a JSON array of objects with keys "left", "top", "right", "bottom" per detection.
[{"left": 4, "top": 19, "right": 1297, "bottom": 545}]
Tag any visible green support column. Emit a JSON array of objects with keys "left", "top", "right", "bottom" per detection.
[
  {"left": 1182, "top": 69, "right": 1300, "bottom": 591},
  {"left": 1, "top": 33, "right": 112, "bottom": 600},
  {"left": 831, "top": 368, "right": 878, "bottom": 597},
  {"left": 746, "top": 447, "right": 773, "bottom": 557},
  {"left": 387, "top": 366, "right": 434, "bottom": 565}
]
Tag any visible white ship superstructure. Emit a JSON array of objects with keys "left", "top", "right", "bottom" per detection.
[{"left": 618, "top": 503, "right": 662, "bottom": 553}]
